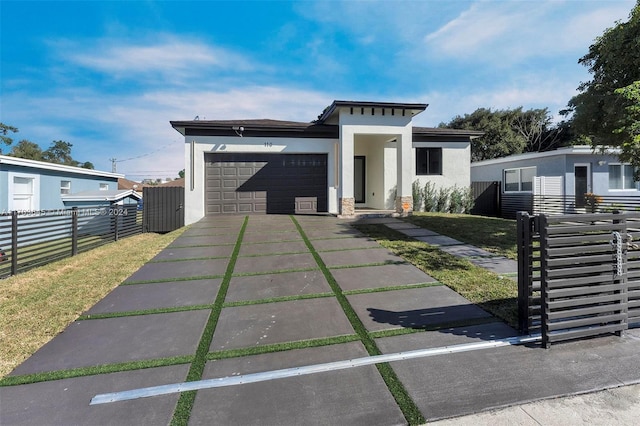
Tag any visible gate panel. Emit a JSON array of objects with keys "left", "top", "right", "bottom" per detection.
[
  {"left": 143, "top": 187, "right": 185, "bottom": 233},
  {"left": 518, "top": 211, "right": 640, "bottom": 347},
  {"left": 540, "top": 213, "right": 628, "bottom": 347}
]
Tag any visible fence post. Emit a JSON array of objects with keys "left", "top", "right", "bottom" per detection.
[
  {"left": 112, "top": 203, "right": 119, "bottom": 241},
  {"left": 613, "top": 210, "right": 629, "bottom": 335},
  {"left": 71, "top": 207, "right": 78, "bottom": 256},
  {"left": 11, "top": 211, "right": 18, "bottom": 276},
  {"left": 539, "top": 214, "right": 550, "bottom": 348},
  {"left": 516, "top": 212, "right": 530, "bottom": 334}
]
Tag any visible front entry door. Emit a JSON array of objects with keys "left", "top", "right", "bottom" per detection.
[
  {"left": 574, "top": 164, "right": 590, "bottom": 208},
  {"left": 354, "top": 156, "right": 365, "bottom": 203}
]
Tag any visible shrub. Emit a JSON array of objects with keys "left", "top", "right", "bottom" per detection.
[
  {"left": 423, "top": 181, "right": 437, "bottom": 212},
  {"left": 462, "top": 186, "right": 475, "bottom": 214},
  {"left": 412, "top": 180, "right": 424, "bottom": 212},
  {"left": 436, "top": 187, "right": 450, "bottom": 212},
  {"left": 448, "top": 185, "right": 464, "bottom": 213}
]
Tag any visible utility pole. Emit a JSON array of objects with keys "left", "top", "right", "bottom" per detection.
[{"left": 110, "top": 158, "right": 117, "bottom": 173}]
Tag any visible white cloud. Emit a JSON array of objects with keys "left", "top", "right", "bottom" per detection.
[
  {"left": 54, "top": 35, "right": 253, "bottom": 80},
  {"left": 423, "top": 0, "right": 635, "bottom": 63}
]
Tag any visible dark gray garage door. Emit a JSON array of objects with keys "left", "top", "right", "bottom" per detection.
[{"left": 205, "top": 153, "right": 328, "bottom": 215}]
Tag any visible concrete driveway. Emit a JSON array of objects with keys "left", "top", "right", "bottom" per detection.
[{"left": 2, "top": 214, "right": 640, "bottom": 425}]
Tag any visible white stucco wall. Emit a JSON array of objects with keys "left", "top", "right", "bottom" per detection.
[
  {"left": 412, "top": 141, "right": 471, "bottom": 190},
  {"left": 339, "top": 110, "right": 414, "bottom": 201},
  {"left": 184, "top": 136, "right": 338, "bottom": 225}
]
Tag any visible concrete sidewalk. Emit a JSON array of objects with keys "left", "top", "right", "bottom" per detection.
[{"left": 2, "top": 214, "right": 640, "bottom": 425}]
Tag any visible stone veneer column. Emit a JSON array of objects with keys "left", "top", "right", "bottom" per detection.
[
  {"left": 340, "top": 197, "right": 355, "bottom": 216},
  {"left": 395, "top": 195, "right": 413, "bottom": 216}
]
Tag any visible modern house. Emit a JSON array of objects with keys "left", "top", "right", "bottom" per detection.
[
  {"left": 0, "top": 155, "right": 140, "bottom": 212},
  {"left": 171, "top": 100, "right": 482, "bottom": 225},
  {"left": 470, "top": 146, "right": 640, "bottom": 217}
]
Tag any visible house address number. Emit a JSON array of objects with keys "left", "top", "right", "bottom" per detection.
[{"left": 264, "top": 142, "right": 273, "bottom": 147}]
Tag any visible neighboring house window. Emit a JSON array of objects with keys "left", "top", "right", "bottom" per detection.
[
  {"left": 503, "top": 167, "right": 535, "bottom": 192},
  {"left": 99, "top": 183, "right": 109, "bottom": 191},
  {"left": 609, "top": 164, "right": 636, "bottom": 190},
  {"left": 416, "top": 148, "right": 442, "bottom": 175},
  {"left": 60, "top": 180, "right": 71, "bottom": 195}
]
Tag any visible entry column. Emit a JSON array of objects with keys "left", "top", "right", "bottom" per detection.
[
  {"left": 395, "top": 132, "right": 413, "bottom": 215},
  {"left": 339, "top": 127, "right": 355, "bottom": 216}
]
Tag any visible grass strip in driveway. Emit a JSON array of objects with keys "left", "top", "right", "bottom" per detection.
[
  {"left": 76, "top": 304, "right": 215, "bottom": 320},
  {"left": 120, "top": 275, "right": 224, "bottom": 285},
  {"left": 148, "top": 256, "right": 229, "bottom": 263},
  {"left": 206, "top": 335, "right": 361, "bottom": 361},
  {"left": 0, "top": 354, "right": 194, "bottom": 387},
  {"left": 230, "top": 266, "right": 318, "bottom": 277},
  {"left": 222, "top": 292, "right": 334, "bottom": 307},
  {"left": 342, "top": 281, "right": 443, "bottom": 295},
  {"left": 368, "top": 316, "right": 502, "bottom": 339},
  {"left": 170, "top": 216, "right": 248, "bottom": 426},
  {"left": 291, "top": 216, "right": 426, "bottom": 426}
]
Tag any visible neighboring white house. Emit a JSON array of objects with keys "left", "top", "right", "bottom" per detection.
[
  {"left": 0, "top": 155, "right": 140, "bottom": 212},
  {"left": 171, "top": 100, "right": 482, "bottom": 224},
  {"left": 470, "top": 146, "right": 640, "bottom": 217}
]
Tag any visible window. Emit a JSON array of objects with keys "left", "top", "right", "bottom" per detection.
[
  {"left": 99, "top": 183, "right": 109, "bottom": 191},
  {"left": 503, "top": 167, "right": 535, "bottom": 192},
  {"left": 609, "top": 164, "right": 636, "bottom": 190},
  {"left": 60, "top": 180, "right": 71, "bottom": 195},
  {"left": 416, "top": 148, "right": 442, "bottom": 175}
]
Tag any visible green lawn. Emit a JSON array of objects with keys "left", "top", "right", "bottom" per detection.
[{"left": 403, "top": 212, "right": 518, "bottom": 260}]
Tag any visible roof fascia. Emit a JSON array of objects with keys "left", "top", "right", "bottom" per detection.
[
  {"left": 470, "top": 146, "right": 618, "bottom": 167},
  {"left": 0, "top": 155, "right": 122, "bottom": 179},
  {"left": 317, "top": 100, "right": 429, "bottom": 123}
]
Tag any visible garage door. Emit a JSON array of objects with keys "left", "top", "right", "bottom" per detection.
[{"left": 205, "top": 153, "right": 328, "bottom": 215}]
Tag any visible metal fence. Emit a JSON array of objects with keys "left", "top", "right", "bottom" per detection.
[
  {"left": 533, "top": 195, "right": 640, "bottom": 216},
  {"left": 517, "top": 211, "right": 640, "bottom": 348},
  {"left": 0, "top": 205, "right": 142, "bottom": 278}
]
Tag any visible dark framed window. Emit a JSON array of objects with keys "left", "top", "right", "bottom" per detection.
[{"left": 416, "top": 147, "right": 442, "bottom": 175}]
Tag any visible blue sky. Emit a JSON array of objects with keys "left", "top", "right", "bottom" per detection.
[{"left": 0, "top": 0, "right": 635, "bottom": 180}]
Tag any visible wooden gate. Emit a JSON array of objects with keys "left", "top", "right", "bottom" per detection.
[{"left": 143, "top": 187, "right": 184, "bottom": 233}]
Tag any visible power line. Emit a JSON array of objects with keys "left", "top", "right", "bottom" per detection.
[{"left": 110, "top": 141, "right": 177, "bottom": 172}]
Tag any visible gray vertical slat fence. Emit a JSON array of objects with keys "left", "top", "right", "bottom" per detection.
[
  {"left": 143, "top": 187, "right": 184, "bottom": 233},
  {"left": 518, "top": 211, "right": 640, "bottom": 348},
  {"left": 470, "top": 181, "right": 500, "bottom": 217}
]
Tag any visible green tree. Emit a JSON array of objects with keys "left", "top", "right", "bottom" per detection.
[
  {"left": 511, "top": 107, "right": 568, "bottom": 153},
  {"left": 42, "top": 140, "right": 75, "bottom": 165},
  {"left": 614, "top": 81, "right": 640, "bottom": 175},
  {"left": 1, "top": 123, "right": 19, "bottom": 153},
  {"left": 563, "top": 1, "right": 640, "bottom": 147},
  {"left": 9, "top": 140, "right": 44, "bottom": 160},
  {"left": 178, "top": 169, "right": 185, "bottom": 178},
  {"left": 441, "top": 108, "right": 527, "bottom": 161}
]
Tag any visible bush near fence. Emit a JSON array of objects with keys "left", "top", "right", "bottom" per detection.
[{"left": 0, "top": 205, "right": 142, "bottom": 278}]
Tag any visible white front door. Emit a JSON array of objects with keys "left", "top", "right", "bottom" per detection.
[{"left": 12, "top": 176, "right": 34, "bottom": 210}]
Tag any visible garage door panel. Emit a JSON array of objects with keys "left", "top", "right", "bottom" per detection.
[{"left": 205, "top": 153, "right": 327, "bottom": 215}]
